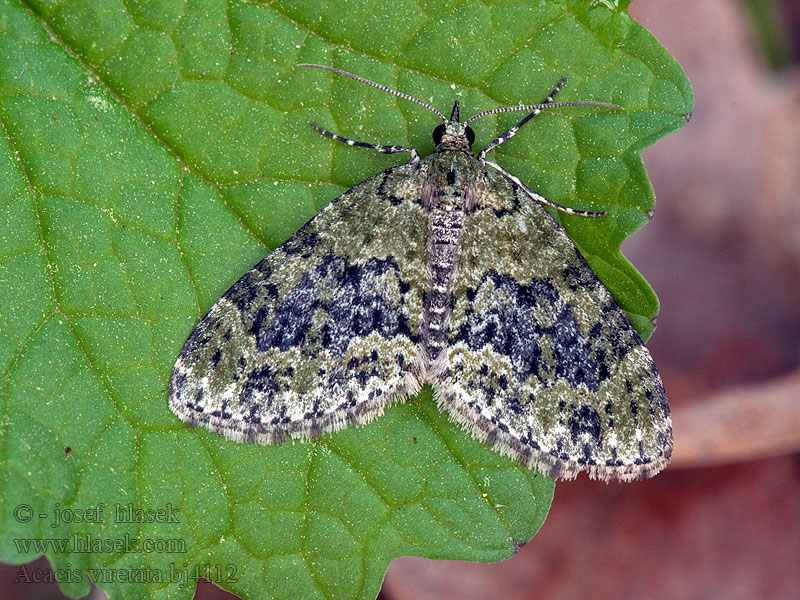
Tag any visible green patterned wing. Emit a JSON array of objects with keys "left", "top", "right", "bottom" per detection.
[
  {"left": 437, "top": 171, "right": 672, "bottom": 481},
  {"left": 169, "top": 163, "right": 428, "bottom": 443}
]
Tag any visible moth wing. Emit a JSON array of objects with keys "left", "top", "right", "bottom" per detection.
[
  {"left": 438, "top": 171, "right": 672, "bottom": 481},
  {"left": 170, "top": 163, "right": 427, "bottom": 443}
]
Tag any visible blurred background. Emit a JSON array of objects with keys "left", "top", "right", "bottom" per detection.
[{"left": 4, "top": 0, "right": 799, "bottom": 598}]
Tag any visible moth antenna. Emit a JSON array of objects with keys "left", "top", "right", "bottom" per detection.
[
  {"left": 465, "top": 101, "right": 621, "bottom": 125},
  {"left": 297, "top": 64, "right": 447, "bottom": 122}
]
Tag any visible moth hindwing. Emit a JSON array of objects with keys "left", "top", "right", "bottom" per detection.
[{"left": 169, "top": 64, "right": 672, "bottom": 482}]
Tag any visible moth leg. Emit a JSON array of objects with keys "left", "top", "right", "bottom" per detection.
[
  {"left": 477, "top": 76, "right": 605, "bottom": 218},
  {"left": 477, "top": 77, "right": 567, "bottom": 162},
  {"left": 483, "top": 159, "right": 606, "bottom": 217},
  {"left": 310, "top": 122, "right": 420, "bottom": 163}
]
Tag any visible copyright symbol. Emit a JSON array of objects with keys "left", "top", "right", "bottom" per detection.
[{"left": 14, "top": 504, "right": 32, "bottom": 522}]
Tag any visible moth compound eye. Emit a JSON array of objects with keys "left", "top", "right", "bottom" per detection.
[
  {"left": 433, "top": 124, "right": 446, "bottom": 145},
  {"left": 465, "top": 126, "right": 475, "bottom": 146}
]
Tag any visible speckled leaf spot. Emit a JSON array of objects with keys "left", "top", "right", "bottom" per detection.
[{"left": 169, "top": 64, "right": 672, "bottom": 482}]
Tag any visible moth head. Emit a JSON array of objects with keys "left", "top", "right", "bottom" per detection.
[
  {"left": 295, "top": 65, "right": 620, "bottom": 156},
  {"left": 432, "top": 100, "right": 476, "bottom": 150}
]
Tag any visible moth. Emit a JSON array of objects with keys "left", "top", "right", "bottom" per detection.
[{"left": 169, "top": 64, "right": 672, "bottom": 481}]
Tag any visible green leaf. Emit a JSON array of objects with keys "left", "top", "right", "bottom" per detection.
[{"left": 0, "top": 1, "right": 691, "bottom": 599}]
